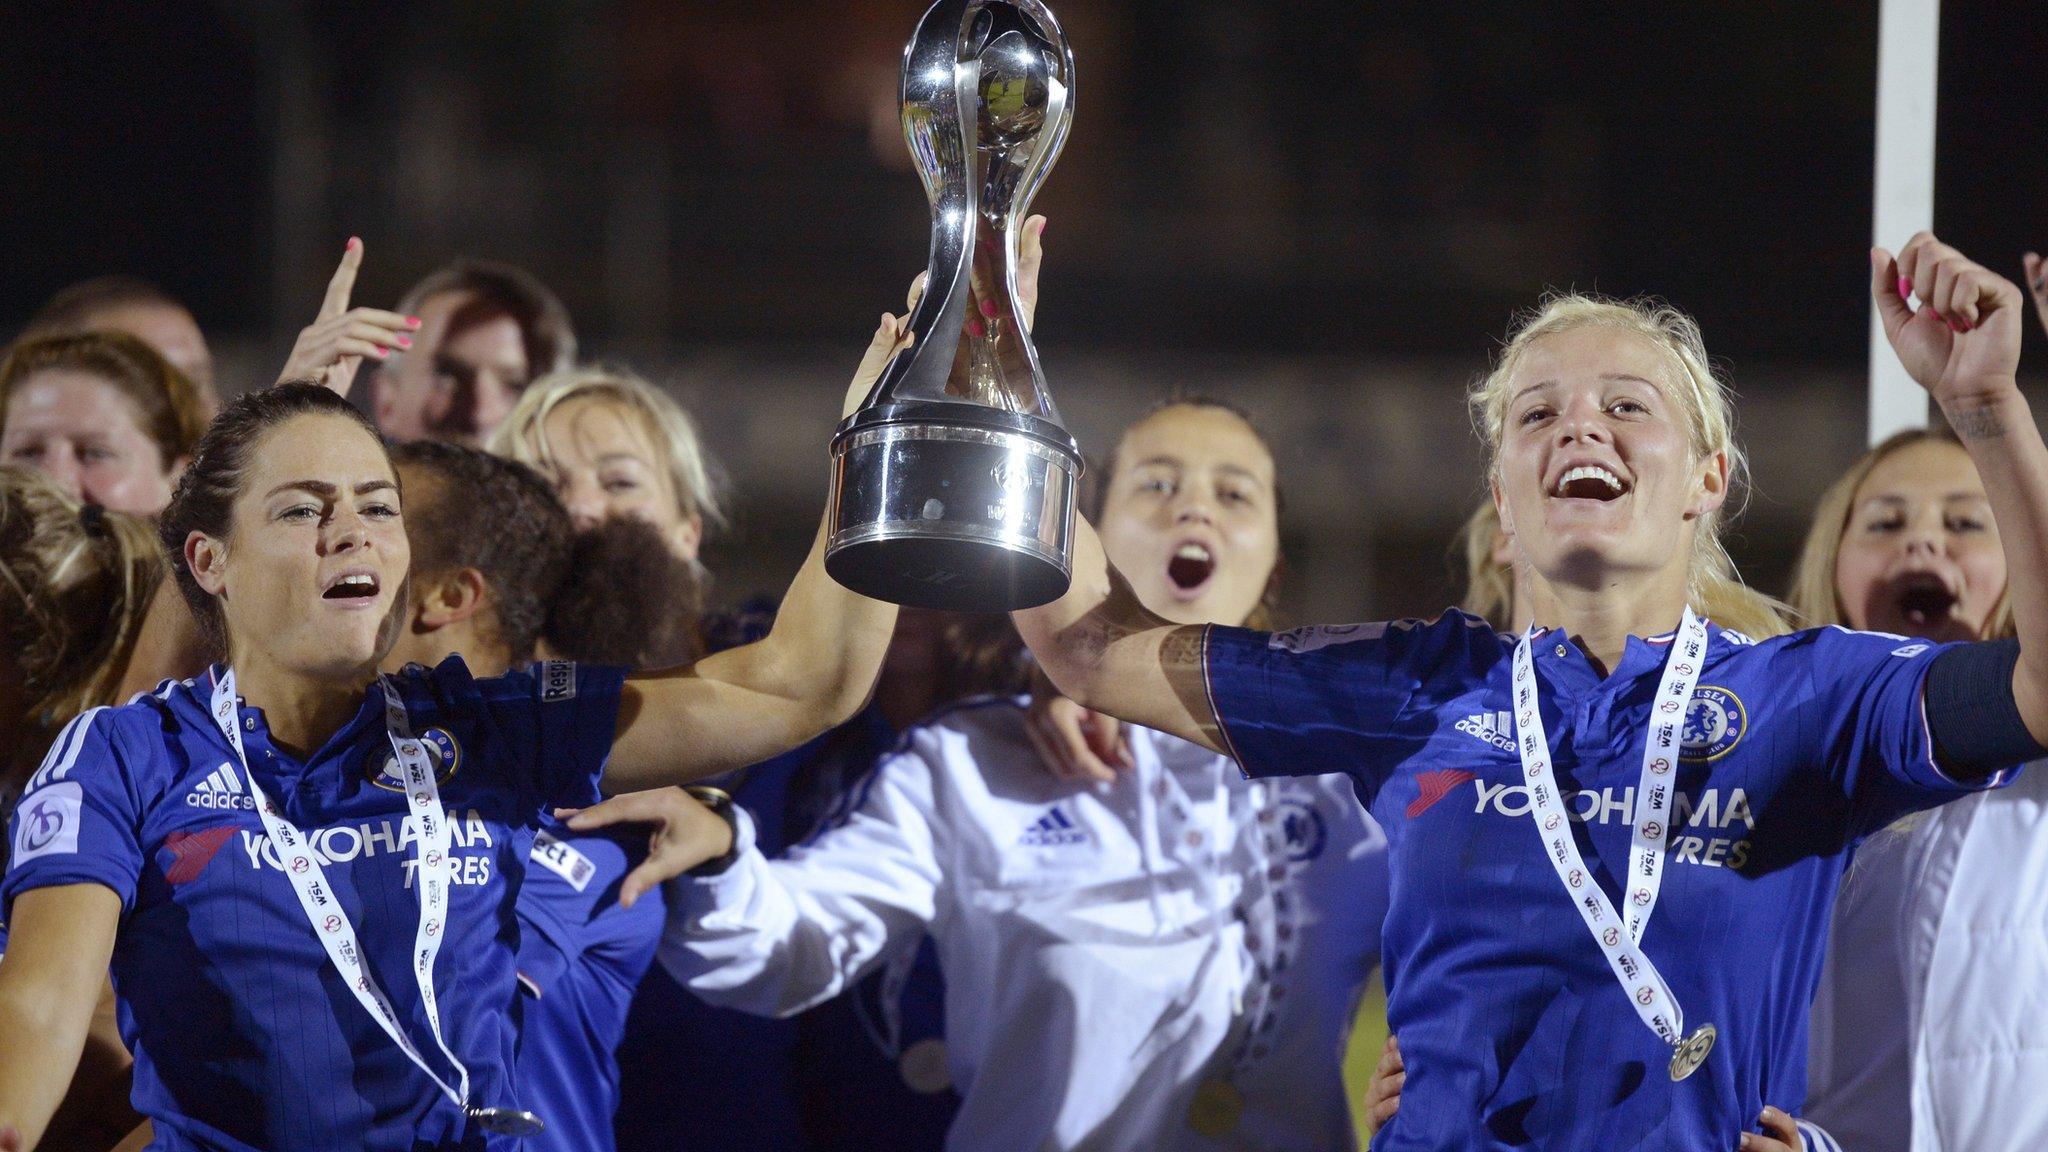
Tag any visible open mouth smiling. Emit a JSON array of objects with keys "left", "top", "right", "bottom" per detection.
[{"left": 1553, "top": 463, "right": 1629, "bottom": 502}]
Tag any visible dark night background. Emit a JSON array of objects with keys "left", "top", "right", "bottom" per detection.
[{"left": 3, "top": 1, "right": 2042, "bottom": 620}]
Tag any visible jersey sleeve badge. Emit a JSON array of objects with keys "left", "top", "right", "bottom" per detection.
[
  {"left": 11, "top": 781, "right": 84, "bottom": 865},
  {"left": 539, "top": 660, "right": 578, "bottom": 703}
]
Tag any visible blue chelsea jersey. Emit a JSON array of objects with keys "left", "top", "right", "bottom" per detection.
[
  {"left": 512, "top": 814, "right": 664, "bottom": 1152},
  {"left": 1, "top": 656, "right": 625, "bottom": 1152},
  {"left": 1203, "top": 613, "right": 2019, "bottom": 1152}
]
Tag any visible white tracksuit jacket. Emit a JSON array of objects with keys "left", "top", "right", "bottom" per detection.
[
  {"left": 660, "top": 696, "right": 1389, "bottom": 1152},
  {"left": 1807, "top": 763, "right": 2048, "bottom": 1151}
]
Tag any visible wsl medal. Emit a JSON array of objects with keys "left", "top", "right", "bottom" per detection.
[
  {"left": 1667, "top": 1023, "right": 1716, "bottom": 1082},
  {"left": 1512, "top": 611, "right": 1720, "bottom": 1086},
  {"left": 1186, "top": 1077, "right": 1244, "bottom": 1138},
  {"left": 469, "top": 1106, "right": 545, "bottom": 1138}
]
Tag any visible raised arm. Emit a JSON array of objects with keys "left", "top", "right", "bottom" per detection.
[
  {"left": 601, "top": 305, "right": 915, "bottom": 791},
  {"left": 604, "top": 222, "right": 1057, "bottom": 789},
  {"left": 1874, "top": 234, "right": 2048, "bottom": 743},
  {"left": 276, "top": 238, "right": 418, "bottom": 396},
  {"left": 604, "top": 518, "right": 897, "bottom": 790},
  {"left": 0, "top": 884, "right": 123, "bottom": 1149},
  {"left": 1011, "top": 515, "right": 1223, "bottom": 753}
]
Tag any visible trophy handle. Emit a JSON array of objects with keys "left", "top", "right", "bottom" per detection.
[
  {"left": 866, "top": 0, "right": 980, "bottom": 411},
  {"left": 1000, "top": 0, "right": 1074, "bottom": 227},
  {"left": 991, "top": 0, "right": 1073, "bottom": 423}
]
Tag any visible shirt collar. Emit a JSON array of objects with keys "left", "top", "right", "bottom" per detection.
[{"left": 192, "top": 664, "right": 386, "bottom": 776}]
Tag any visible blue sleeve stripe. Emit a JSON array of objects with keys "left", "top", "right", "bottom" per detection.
[
  {"left": 27, "top": 707, "right": 107, "bottom": 792},
  {"left": 123, "top": 678, "right": 180, "bottom": 707}
]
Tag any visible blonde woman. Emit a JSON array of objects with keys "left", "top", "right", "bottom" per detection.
[
  {"left": 1797, "top": 428, "right": 2047, "bottom": 1152},
  {"left": 1015, "top": 234, "right": 2044, "bottom": 1148},
  {"left": 488, "top": 367, "right": 722, "bottom": 669},
  {"left": 490, "top": 367, "right": 725, "bottom": 567}
]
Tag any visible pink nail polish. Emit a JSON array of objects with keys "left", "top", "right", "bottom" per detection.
[
  {"left": 397, "top": 335, "right": 413, "bottom": 348},
  {"left": 1947, "top": 317, "right": 1966, "bottom": 333},
  {"left": 980, "top": 298, "right": 999, "bottom": 319},
  {"left": 407, "top": 316, "right": 423, "bottom": 328},
  {"left": 1897, "top": 275, "right": 1913, "bottom": 301},
  {"left": 347, "top": 236, "right": 361, "bottom": 252}
]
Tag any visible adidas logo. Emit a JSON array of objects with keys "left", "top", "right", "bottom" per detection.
[
  {"left": 1454, "top": 711, "right": 1517, "bottom": 752},
  {"left": 1019, "top": 804, "right": 1087, "bottom": 848},
  {"left": 186, "top": 764, "right": 256, "bottom": 811}
]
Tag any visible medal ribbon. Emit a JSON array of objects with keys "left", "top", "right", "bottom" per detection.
[
  {"left": 1509, "top": 608, "right": 1707, "bottom": 1048},
  {"left": 210, "top": 669, "right": 473, "bottom": 1114}
]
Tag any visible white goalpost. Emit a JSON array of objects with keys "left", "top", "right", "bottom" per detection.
[{"left": 1868, "top": 0, "right": 1941, "bottom": 445}]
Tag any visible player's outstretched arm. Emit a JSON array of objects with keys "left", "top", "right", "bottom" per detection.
[
  {"left": 1011, "top": 515, "right": 1224, "bottom": 754},
  {"left": 603, "top": 305, "right": 912, "bottom": 791},
  {"left": 0, "top": 884, "right": 122, "bottom": 1150},
  {"left": 1874, "top": 235, "right": 2048, "bottom": 743}
]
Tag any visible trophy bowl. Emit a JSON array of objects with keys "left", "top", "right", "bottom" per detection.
[
  {"left": 828, "top": 402, "right": 1078, "bottom": 611},
  {"left": 826, "top": 0, "right": 1081, "bottom": 612}
]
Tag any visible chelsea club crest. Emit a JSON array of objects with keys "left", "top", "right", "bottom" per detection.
[
  {"left": 1273, "top": 797, "right": 1328, "bottom": 862},
  {"left": 365, "top": 727, "right": 462, "bottom": 791},
  {"left": 1680, "top": 686, "right": 1747, "bottom": 762}
]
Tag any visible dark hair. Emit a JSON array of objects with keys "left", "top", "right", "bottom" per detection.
[
  {"left": 158, "top": 382, "right": 387, "bottom": 649},
  {"left": 1094, "top": 393, "right": 1285, "bottom": 628},
  {"left": 543, "top": 514, "right": 702, "bottom": 670},
  {"left": 22, "top": 275, "right": 192, "bottom": 337},
  {"left": 1092, "top": 393, "right": 1286, "bottom": 521},
  {"left": 0, "top": 331, "right": 207, "bottom": 468},
  {"left": 390, "top": 440, "right": 572, "bottom": 662},
  {"left": 956, "top": 396, "right": 1290, "bottom": 696},
  {"left": 396, "top": 260, "right": 576, "bottom": 380}
]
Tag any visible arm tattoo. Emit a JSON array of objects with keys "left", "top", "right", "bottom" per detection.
[
  {"left": 1160, "top": 626, "right": 1206, "bottom": 673},
  {"left": 1950, "top": 406, "right": 2008, "bottom": 442}
]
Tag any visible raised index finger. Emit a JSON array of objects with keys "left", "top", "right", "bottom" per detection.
[{"left": 320, "top": 237, "right": 364, "bottom": 322}]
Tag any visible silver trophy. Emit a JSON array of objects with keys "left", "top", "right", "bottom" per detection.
[{"left": 826, "top": 0, "right": 1081, "bottom": 611}]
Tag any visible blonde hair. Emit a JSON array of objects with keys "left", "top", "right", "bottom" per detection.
[
  {"left": 1, "top": 466, "right": 164, "bottom": 781},
  {"left": 1787, "top": 429, "right": 2011, "bottom": 637},
  {"left": 1457, "top": 500, "right": 1515, "bottom": 630},
  {"left": 489, "top": 366, "right": 726, "bottom": 532},
  {"left": 1468, "top": 293, "right": 1790, "bottom": 640}
]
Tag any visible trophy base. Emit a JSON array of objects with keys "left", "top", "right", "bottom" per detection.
[{"left": 827, "top": 403, "right": 1081, "bottom": 611}]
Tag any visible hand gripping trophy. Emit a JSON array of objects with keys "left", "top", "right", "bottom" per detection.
[{"left": 826, "top": 0, "right": 1081, "bottom": 611}]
